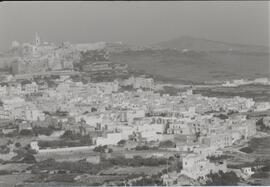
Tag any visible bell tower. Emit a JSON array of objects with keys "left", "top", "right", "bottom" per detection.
[{"left": 35, "top": 32, "right": 40, "bottom": 46}]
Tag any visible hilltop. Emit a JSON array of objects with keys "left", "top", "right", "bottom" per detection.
[{"left": 154, "top": 36, "right": 269, "bottom": 53}]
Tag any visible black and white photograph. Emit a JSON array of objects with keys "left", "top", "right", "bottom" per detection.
[{"left": 0, "top": 1, "right": 269, "bottom": 186}]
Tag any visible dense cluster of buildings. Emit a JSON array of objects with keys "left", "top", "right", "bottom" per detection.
[
  {"left": 0, "top": 34, "right": 269, "bottom": 185},
  {"left": 8, "top": 33, "right": 128, "bottom": 77},
  {"left": 0, "top": 69, "right": 265, "bottom": 181},
  {"left": 10, "top": 33, "right": 74, "bottom": 74}
]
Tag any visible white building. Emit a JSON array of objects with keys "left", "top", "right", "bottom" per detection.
[
  {"left": 30, "top": 141, "right": 40, "bottom": 152},
  {"left": 127, "top": 109, "right": 145, "bottom": 123},
  {"left": 201, "top": 132, "right": 233, "bottom": 149},
  {"left": 96, "top": 132, "right": 122, "bottom": 146},
  {"left": 25, "top": 108, "right": 45, "bottom": 121},
  {"left": 0, "top": 85, "right": 7, "bottom": 96},
  {"left": 181, "top": 153, "right": 227, "bottom": 179},
  {"left": 136, "top": 123, "right": 164, "bottom": 141},
  {"left": 7, "top": 83, "right": 22, "bottom": 96},
  {"left": 241, "top": 167, "right": 254, "bottom": 177},
  {"left": 133, "top": 76, "right": 154, "bottom": 89},
  {"left": 97, "top": 81, "right": 119, "bottom": 94},
  {"left": 75, "top": 114, "right": 103, "bottom": 127},
  {"left": 193, "top": 145, "right": 222, "bottom": 157},
  {"left": 254, "top": 102, "right": 270, "bottom": 112},
  {"left": 23, "top": 82, "right": 39, "bottom": 94},
  {"left": 1, "top": 97, "right": 26, "bottom": 111},
  {"left": 116, "top": 125, "right": 135, "bottom": 140},
  {"left": 0, "top": 109, "right": 11, "bottom": 120}
]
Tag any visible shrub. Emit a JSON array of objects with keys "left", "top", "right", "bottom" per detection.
[
  {"left": 214, "top": 114, "right": 229, "bottom": 120},
  {"left": 22, "top": 153, "right": 36, "bottom": 163},
  {"left": 159, "top": 140, "right": 176, "bottom": 148},
  {"left": 60, "top": 130, "right": 74, "bottom": 139},
  {"left": 38, "top": 140, "right": 83, "bottom": 148},
  {"left": 134, "top": 145, "right": 158, "bottom": 150},
  {"left": 117, "top": 140, "right": 127, "bottom": 146},
  {"left": 93, "top": 145, "right": 108, "bottom": 153},
  {"left": 130, "top": 175, "right": 163, "bottom": 186},
  {"left": 32, "top": 126, "right": 54, "bottom": 136},
  {"left": 0, "top": 170, "right": 12, "bottom": 175},
  {"left": 251, "top": 171, "right": 269, "bottom": 178},
  {"left": 108, "top": 156, "right": 167, "bottom": 167},
  {"left": 29, "top": 159, "right": 112, "bottom": 175},
  {"left": 261, "top": 165, "right": 270, "bottom": 172},
  {"left": 0, "top": 145, "right": 10, "bottom": 154},
  {"left": 206, "top": 171, "right": 240, "bottom": 185},
  {"left": 19, "top": 129, "right": 33, "bottom": 136},
  {"left": 15, "top": 142, "right": 21, "bottom": 148},
  {"left": 256, "top": 118, "right": 270, "bottom": 132},
  {"left": 239, "top": 147, "right": 253, "bottom": 153},
  {"left": 79, "top": 134, "right": 92, "bottom": 145}
]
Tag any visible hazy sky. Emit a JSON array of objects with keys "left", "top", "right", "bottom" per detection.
[{"left": 0, "top": 1, "right": 269, "bottom": 51}]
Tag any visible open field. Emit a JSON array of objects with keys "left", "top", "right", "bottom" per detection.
[
  {"left": 0, "top": 174, "right": 35, "bottom": 187},
  {"left": 101, "top": 165, "right": 168, "bottom": 176},
  {"left": 193, "top": 84, "right": 270, "bottom": 102},
  {"left": 223, "top": 135, "right": 270, "bottom": 169}
]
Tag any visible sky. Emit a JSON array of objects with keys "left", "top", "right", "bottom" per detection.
[{"left": 0, "top": 1, "right": 269, "bottom": 51}]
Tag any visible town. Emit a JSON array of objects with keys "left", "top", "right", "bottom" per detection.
[{"left": 0, "top": 33, "right": 270, "bottom": 187}]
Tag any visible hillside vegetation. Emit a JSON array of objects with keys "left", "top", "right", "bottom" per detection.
[{"left": 111, "top": 36, "right": 269, "bottom": 83}]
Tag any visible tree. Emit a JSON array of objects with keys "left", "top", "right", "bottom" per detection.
[
  {"left": 80, "top": 134, "right": 92, "bottom": 145},
  {"left": 93, "top": 145, "right": 108, "bottom": 153},
  {"left": 7, "top": 140, "right": 13, "bottom": 145},
  {"left": 254, "top": 158, "right": 263, "bottom": 169},
  {"left": 61, "top": 130, "right": 73, "bottom": 139},
  {"left": 117, "top": 140, "right": 126, "bottom": 146},
  {"left": 168, "top": 156, "right": 175, "bottom": 161},
  {"left": 239, "top": 147, "right": 253, "bottom": 153},
  {"left": 32, "top": 126, "right": 54, "bottom": 136},
  {"left": 22, "top": 153, "right": 36, "bottom": 163},
  {"left": 91, "top": 107, "right": 97, "bottom": 112},
  {"left": 195, "top": 131, "right": 201, "bottom": 141},
  {"left": 206, "top": 171, "right": 239, "bottom": 185},
  {"left": 251, "top": 171, "right": 269, "bottom": 178},
  {"left": 130, "top": 175, "right": 163, "bottom": 186},
  {"left": 79, "top": 126, "right": 86, "bottom": 136},
  {"left": 215, "top": 114, "right": 228, "bottom": 120},
  {"left": 19, "top": 129, "right": 33, "bottom": 136},
  {"left": 159, "top": 140, "right": 175, "bottom": 148},
  {"left": 15, "top": 142, "right": 21, "bottom": 148},
  {"left": 135, "top": 145, "right": 150, "bottom": 150},
  {"left": 108, "top": 148, "right": 113, "bottom": 153},
  {"left": 164, "top": 122, "right": 170, "bottom": 134},
  {"left": 0, "top": 145, "right": 10, "bottom": 154},
  {"left": 256, "top": 118, "right": 270, "bottom": 132}
]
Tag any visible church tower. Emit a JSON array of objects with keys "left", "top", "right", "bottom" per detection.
[{"left": 35, "top": 32, "right": 40, "bottom": 46}]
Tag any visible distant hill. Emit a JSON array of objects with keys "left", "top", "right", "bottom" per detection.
[
  {"left": 110, "top": 37, "right": 270, "bottom": 83},
  {"left": 154, "top": 36, "right": 269, "bottom": 53}
]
